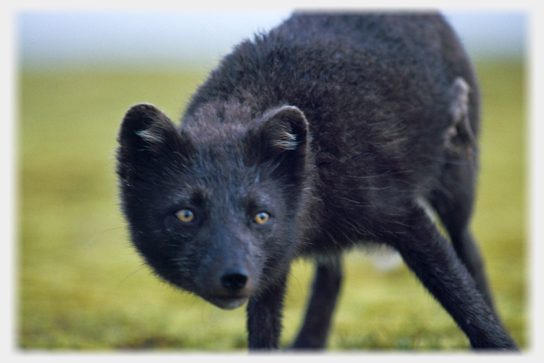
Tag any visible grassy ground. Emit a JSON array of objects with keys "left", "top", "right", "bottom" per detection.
[{"left": 17, "top": 61, "right": 527, "bottom": 351}]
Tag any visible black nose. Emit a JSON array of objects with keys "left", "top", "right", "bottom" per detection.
[{"left": 220, "top": 267, "right": 249, "bottom": 291}]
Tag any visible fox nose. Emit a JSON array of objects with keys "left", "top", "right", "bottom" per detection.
[{"left": 220, "top": 267, "right": 249, "bottom": 291}]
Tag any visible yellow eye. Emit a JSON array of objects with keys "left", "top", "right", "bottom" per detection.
[
  {"left": 176, "top": 209, "right": 195, "bottom": 223},
  {"left": 254, "top": 212, "right": 270, "bottom": 225}
]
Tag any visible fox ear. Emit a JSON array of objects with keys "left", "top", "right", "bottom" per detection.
[
  {"left": 249, "top": 105, "right": 310, "bottom": 177},
  {"left": 119, "top": 104, "right": 177, "bottom": 151},
  {"left": 118, "top": 103, "right": 194, "bottom": 155},
  {"left": 255, "top": 105, "right": 309, "bottom": 155},
  {"left": 117, "top": 104, "right": 194, "bottom": 182}
]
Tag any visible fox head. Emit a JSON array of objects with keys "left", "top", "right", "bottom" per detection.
[{"left": 116, "top": 102, "right": 312, "bottom": 309}]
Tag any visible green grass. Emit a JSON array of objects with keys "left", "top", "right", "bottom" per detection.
[{"left": 17, "top": 61, "right": 527, "bottom": 351}]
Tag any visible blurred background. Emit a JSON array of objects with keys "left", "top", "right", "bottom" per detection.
[
  {"left": 16, "top": 8, "right": 528, "bottom": 350},
  {"left": 19, "top": 11, "right": 525, "bottom": 69}
]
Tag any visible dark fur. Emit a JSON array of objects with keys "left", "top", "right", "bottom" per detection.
[{"left": 117, "top": 12, "right": 517, "bottom": 350}]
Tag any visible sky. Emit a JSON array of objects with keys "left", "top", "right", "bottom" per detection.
[{"left": 17, "top": 10, "right": 526, "bottom": 70}]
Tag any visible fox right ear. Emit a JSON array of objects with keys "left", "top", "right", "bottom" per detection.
[
  {"left": 118, "top": 103, "right": 193, "bottom": 156},
  {"left": 119, "top": 103, "right": 174, "bottom": 150}
]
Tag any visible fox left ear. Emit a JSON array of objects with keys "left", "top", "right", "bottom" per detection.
[
  {"left": 248, "top": 105, "right": 310, "bottom": 178},
  {"left": 255, "top": 105, "right": 309, "bottom": 155}
]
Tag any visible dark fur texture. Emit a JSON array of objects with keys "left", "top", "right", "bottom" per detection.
[{"left": 117, "top": 12, "right": 517, "bottom": 350}]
